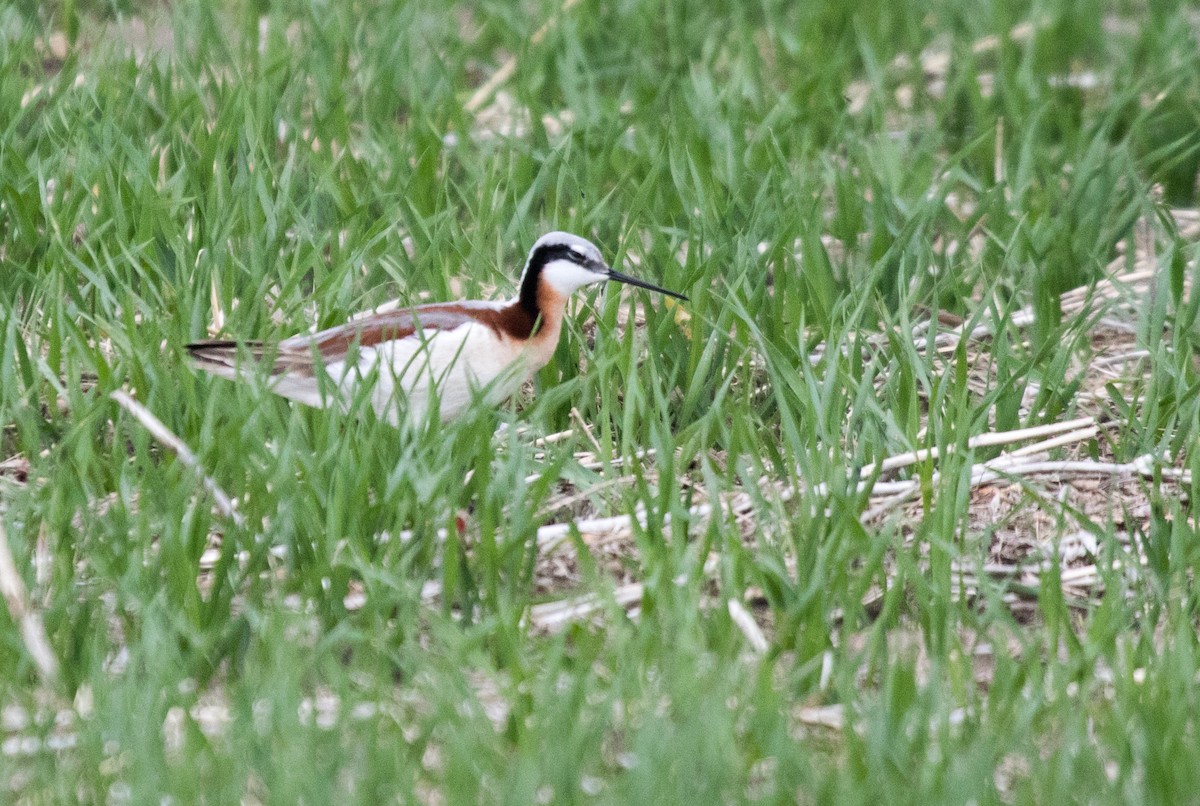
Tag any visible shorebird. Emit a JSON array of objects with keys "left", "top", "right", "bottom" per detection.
[{"left": 187, "top": 232, "right": 688, "bottom": 425}]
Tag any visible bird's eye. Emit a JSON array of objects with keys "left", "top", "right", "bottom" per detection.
[{"left": 568, "top": 250, "right": 585, "bottom": 263}]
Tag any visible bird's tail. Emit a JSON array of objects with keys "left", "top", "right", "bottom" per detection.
[
  {"left": 185, "top": 340, "right": 272, "bottom": 380},
  {"left": 187, "top": 340, "right": 331, "bottom": 409}
]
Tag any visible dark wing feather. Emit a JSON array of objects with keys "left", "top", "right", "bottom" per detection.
[{"left": 185, "top": 340, "right": 317, "bottom": 377}]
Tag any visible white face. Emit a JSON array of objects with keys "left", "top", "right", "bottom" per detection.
[{"left": 540, "top": 258, "right": 609, "bottom": 295}]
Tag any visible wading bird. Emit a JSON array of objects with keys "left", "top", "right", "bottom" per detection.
[{"left": 187, "top": 232, "right": 688, "bottom": 425}]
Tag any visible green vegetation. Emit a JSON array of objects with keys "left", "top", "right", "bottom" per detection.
[{"left": 3, "top": 0, "right": 1200, "bottom": 801}]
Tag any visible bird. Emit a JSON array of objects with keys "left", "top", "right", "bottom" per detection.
[{"left": 186, "top": 231, "right": 688, "bottom": 426}]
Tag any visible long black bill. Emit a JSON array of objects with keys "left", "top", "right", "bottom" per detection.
[{"left": 605, "top": 268, "right": 689, "bottom": 301}]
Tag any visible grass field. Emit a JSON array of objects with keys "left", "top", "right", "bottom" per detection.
[{"left": 4, "top": 0, "right": 1200, "bottom": 801}]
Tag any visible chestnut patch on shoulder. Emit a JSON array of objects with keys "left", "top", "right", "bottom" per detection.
[{"left": 485, "top": 303, "right": 540, "bottom": 340}]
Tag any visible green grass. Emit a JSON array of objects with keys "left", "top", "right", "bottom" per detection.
[{"left": 4, "top": 0, "right": 1200, "bottom": 801}]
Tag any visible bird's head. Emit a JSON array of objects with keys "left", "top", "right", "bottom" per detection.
[{"left": 522, "top": 231, "right": 688, "bottom": 301}]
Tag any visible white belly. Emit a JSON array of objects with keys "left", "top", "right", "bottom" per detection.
[{"left": 325, "top": 322, "right": 533, "bottom": 424}]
